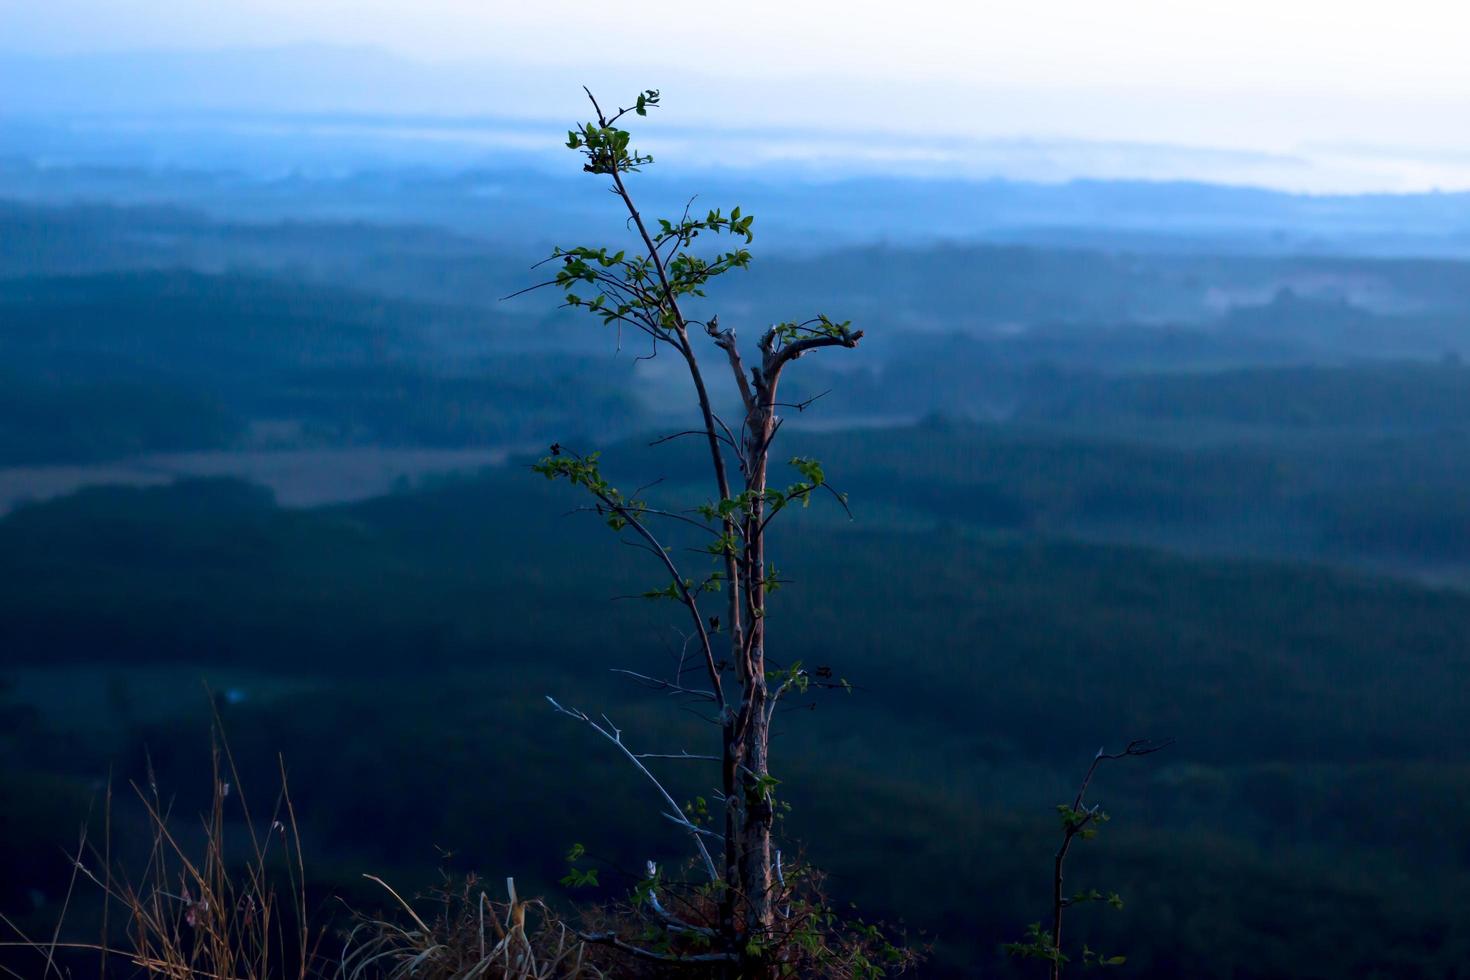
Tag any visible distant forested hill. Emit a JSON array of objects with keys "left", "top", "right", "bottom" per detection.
[
  {"left": 0, "top": 373, "right": 241, "bottom": 463},
  {"left": 5, "top": 204, "right": 1470, "bottom": 471},
  {"left": 0, "top": 270, "right": 644, "bottom": 462},
  {"left": 9, "top": 200, "right": 1470, "bottom": 325}
]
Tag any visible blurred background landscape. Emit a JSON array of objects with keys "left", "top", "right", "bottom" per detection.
[{"left": 4, "top": 7, "right": 1470, "bottom": 977}]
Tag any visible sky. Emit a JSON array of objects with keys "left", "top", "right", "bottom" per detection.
[{"left": 4, "top": 0, "right": 1470, "bottom": 191}]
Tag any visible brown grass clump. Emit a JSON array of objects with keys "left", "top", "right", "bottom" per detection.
[
  {"left": 1, "top": 727, "right": 605, "bottom": 980},
  {"left": 112, "top": 748, "right": 322, "bottom": 979},
  {"left": 339, "top": 875, "right": 604, "bottom": 980},
  {"left": 2, "top": 730, "right": 327, "bottom": 979}
]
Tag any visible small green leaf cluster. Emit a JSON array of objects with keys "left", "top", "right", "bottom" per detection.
[
  {"left": 1064, "top": 889, "right": 1125, "bottom": 912},
  {"left": 1005, "top": 923, "right": 1063, "bottom": 964},
  {"left": 531, "top": 448, "right": 608, "bottom": 493},
  {"left": 694, "top": 490, "right": 761, "bottom": 522},
  {"left": 693, "top": 458, "right": 833, "bottom": 527},
  {"left": 1083, "top": 946, "right": 1128, "bottom": 968},
  {"left": 704, "top": 530, "right": 740, "bottom": 558},
  {"left": 532, "top": 448, "right": 645, "bottom": 530},
  {"left": 657, "top": 205, "right": 754, "bottom": 247},
  {"left": 682, "top": 795, "right": 710, "bottom": 827},
  {"left": 629, "top": 865, "right": 662, "bottom": 907},
  {"left": 565, "top": 89, "right": 660, "bottom": 174},
  {"left": 654, "top": 205, "right": 755, "bottom": 301},
  {"left": 684, "top": 462, "right": 830, "bottom": 558},
  {"left": 560, "top": 842, "right": 600, "bottom": 889},
  {"left": 639, "top": 581, "right": 686, "bottom": 601},
  {"left": 782, "top": 456, "right": 834, "bottom": 511},
  {"left": 769, "top": 662, "right": 811, "bottom": 695},
  {"left": 643, "top": 571, "right": 723, "bottom": 602},
  {"left": 666, "top": 245, "right": 752, "bottom": 300},
  {"left": 549, "top": 244, "right": 657, "bottom": 329},
  {"left": 546, "top": 229, "right": 752, "bottom": 335},
  {"left": 764, "top": 563, "right": 784, "bottom": 595},
  {"left": 745, "top": 772, "right": 781, "bottom": 806},
  {"left": 769, "top": 314, "right": 855, "bottom": 347},
  {"left": 553, "top": 245, "right": 632, "bottom": 283},
  {"left": 1058, "top": 803, "right": 1109, "bottom": 840},
  {"left": 776, "top": 898, "right": 914, "bottom": 980},
  {"left": 631, "top": 90, "right": 659, "bottom": 116}
]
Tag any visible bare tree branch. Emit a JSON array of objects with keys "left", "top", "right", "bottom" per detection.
[
  {"left": 546, "top": 698, "right": 719, "bottom": 882},
  {"left": 765, "top": 330, "right": 865, "bottom": 380},
  {"left": 707, "top": 316, "right": 756, "bottom": 413},
  {"left": 610, "top": 668, "right": 718, "bottom": 703}
]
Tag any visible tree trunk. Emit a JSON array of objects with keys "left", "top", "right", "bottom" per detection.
[
  {"left": 740, "top": 682, "right": 773, "bottom": 933},
  {"left": 721, "top": 721, "right": 741, "bottom": 952},
  {"left": 736, "top": 403, "right": 777, "bottom": 971}
]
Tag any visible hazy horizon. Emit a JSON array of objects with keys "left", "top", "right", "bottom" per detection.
[{"left": 4, "top": 0, "right": 1470, "bottom": 193}]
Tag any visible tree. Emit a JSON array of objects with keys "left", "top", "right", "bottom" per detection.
[
  {"left": 524, "top": 88, "right": 881, "bottom": 976},
  {"left": 1005, "top": 739, "right": 1172, "bottom": 978}
]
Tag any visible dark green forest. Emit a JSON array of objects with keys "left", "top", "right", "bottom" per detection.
[
  {"left": 3, "top": 198, "right": 1470, "bottom": 977},
  {"left": 5, "top": 454, "right": 1470, "bottom": 975}
]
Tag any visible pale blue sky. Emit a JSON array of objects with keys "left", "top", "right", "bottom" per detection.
[{"left": 4, "top": 1, "right": 1469, "bottom": 190}]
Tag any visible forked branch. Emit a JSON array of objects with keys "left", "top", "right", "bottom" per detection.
[{"left": 546, "top": 698, "right": 720, "bottom": 882}]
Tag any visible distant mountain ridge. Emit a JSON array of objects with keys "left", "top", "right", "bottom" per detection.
[{"left": 4, "top": 158, "right": 1470, "bottom": 258}]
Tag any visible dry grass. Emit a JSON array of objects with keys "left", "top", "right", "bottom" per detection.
[
  {"left": 0, "top": 719, "right": 604, "bottom": 980},
  {"left": 2, "top": 729, "right": 327, "bottom": 979},
  {"left": 339, "top": 875, "right": 604, "bottom": 980}
]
